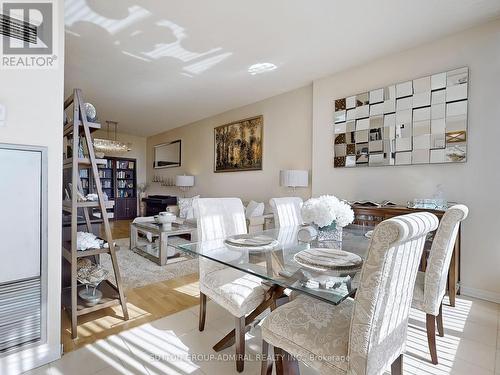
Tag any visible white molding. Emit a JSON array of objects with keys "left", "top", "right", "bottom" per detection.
[{"left": 460, "top": 286, "right": 500, "bottom": 304}]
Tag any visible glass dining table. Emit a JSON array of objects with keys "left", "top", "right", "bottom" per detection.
[
  {"left": 173, "top": 224, "right": 373, "bottom": 354},
  {"left": 175, "top": 224, "right": 373, "bottom": 306}
]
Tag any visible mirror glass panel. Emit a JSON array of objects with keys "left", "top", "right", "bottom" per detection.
[
  {"left": 153, "top": 140, "right": 181, "bottom": 169},
  {"left": 332, "top": 67, "right": 468, "bottom": 168}
]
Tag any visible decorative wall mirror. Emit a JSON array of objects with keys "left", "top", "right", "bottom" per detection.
[
  {"left": 333, "top": 67, "right": 468, "bottom": 168},
  {"left": 153, "top": 140, "right": 181, "bottom": 168}
]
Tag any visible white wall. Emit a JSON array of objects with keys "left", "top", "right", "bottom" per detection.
[
  {"left": 0, "top": 4, "right": 64, "bottom": 375},
  {"left": 147, "top": 85, "right": 313, "bottom": 203},
  {"left": 312, "top": 20, "right": 500, "bottom": 301}
]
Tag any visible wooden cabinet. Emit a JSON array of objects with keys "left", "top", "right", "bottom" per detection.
[{"left": 115, "top": 197, "right": 137, "bottom": 219}]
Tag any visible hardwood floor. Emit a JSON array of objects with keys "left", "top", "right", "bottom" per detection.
[
  {"left": 62, "top": 219, "right": 200, "bottom": 353},
  {"left": 100, "top": 219, "right": 133, "bottom": 239}
]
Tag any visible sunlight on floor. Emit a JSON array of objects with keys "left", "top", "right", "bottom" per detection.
[
  {"left": 400, "top": 296, "right": 500, "bottom": 375},
  {"left": 63, "top": 303, "right": 151, "bottom": 338},
  {"left": 173, "top": 282, "right": 201, "bottom": 298},
  {"left": 120, "top": 326, "right": 202, "bottom": 374},
  {"left": 41, "top": 295, "right": 499, "bottom": 375}
]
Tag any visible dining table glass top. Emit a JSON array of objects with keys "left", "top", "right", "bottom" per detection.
[{"left": 175, "top": 224, "right": 374, "bottom": 305}]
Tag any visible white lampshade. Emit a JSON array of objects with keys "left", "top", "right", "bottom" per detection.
[
  {"left": 280, "top": 170, "right": 308, "bottom": 188},
  {"left": 175, "top": 175, "right": 195, "bottom": 187}
]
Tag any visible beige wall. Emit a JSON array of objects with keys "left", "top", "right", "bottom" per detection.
[
  {"left": 312, "top": 20, "right": 500, "bottom": 302},
  {"left": 0, "top": 3, "right": 64, "bottom": 373},
  {"left": 147, "top": 85, "right": 313, "bottom": 202},
  {"left": 93, "top": 130, "right": 147, "bottom": 185}
]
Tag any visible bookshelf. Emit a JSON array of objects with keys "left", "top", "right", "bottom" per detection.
[
  {"left": 86, "top": 157, "right": 137, "bottom": 220},
  {"left": 95, "top": 159, "right": 115, "bottom": 219},
  {"left": 79, "top": 168, "right": 90, "bottom": 195},
  {"left": 114, "top": 158, "right": 137, "bottom": 219},
  {"left": 61, "top": 88, "right": 128, "bottom": 339},
  {"left": 116, "top": 159, "right": 136, "bottom": 198}
]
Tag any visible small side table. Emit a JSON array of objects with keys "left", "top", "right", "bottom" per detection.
[{"left": 130, "top": 221, "right": 197, "bottom": 265}]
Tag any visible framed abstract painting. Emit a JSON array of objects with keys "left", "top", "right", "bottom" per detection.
[{"left": 214, "top": 115, "right": 263, "bottom": 172}]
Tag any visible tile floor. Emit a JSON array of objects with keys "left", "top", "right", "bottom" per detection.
[{"left": 26, "top": 295, "right": 500, "bottom": 375}]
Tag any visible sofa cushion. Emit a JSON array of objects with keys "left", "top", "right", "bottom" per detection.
[
  {"left": 245, "top": 200, "right": 265, "bottom": 219},
  {"left": 178, "top": 195, "right": 199, "bottom": 219}
]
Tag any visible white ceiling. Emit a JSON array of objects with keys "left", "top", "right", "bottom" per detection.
[{"left": 64, "top": 0, "right": 500, "bottom": 136}]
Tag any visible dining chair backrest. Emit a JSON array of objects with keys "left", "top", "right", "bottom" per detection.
[
  {"left": 276, "top": 226, "right": 300, "bottom": 266},
  {"left": 423, "top": 205, "right": 468, "bottom": 315},
  {"left": 194, "top": 198, "right": 248, "bottom": 241},
  {"left": 348, "top": 212, "right": 439, "bottom": 375},
  {"left": 269, "top": 197, "right": 303, "bottom": 227},
  {"left": 193, "top": 198, "right": 248, "bottom": 278}
]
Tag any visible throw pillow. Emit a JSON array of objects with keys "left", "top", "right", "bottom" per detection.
[
  {"left": 245, "top": 200, "right": 264, "bottom": 219},
  {"left": 178, "top": 195, "right": 200, "bottom": 219}
]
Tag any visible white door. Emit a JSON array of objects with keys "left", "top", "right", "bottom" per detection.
[{"left": 0, "top": 148, "right": 42, "bottom": 283}]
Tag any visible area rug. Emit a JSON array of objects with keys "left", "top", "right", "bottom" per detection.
[{"left": 101, "top": 238, "right": 199, "bottom": 290}]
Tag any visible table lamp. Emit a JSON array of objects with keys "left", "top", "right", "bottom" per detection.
[
  {"left": 280, "top": 170, "right": 308, "bottom": 191},
  {"left": 175, "top": 175, "right": 195, "bottom": 197}
]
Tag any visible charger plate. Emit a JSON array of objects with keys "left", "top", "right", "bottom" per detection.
[
  {"left": 225, "top": 234, "right": 276, "bottom": 247},
  {"left": 294, "top": 248, "right": 363, "bottom": 271}
]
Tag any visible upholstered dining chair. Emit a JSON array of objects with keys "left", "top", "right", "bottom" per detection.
[
  {"left": 411, "top": 204, "right": 468, "bottom": 365},
  {"left": 260, "top": 212, "right": 439, "bottom": 375},
  {"left": 193, "top": 197, "right": 268, "bottom": 372},
  {"left": 269, "top": 197, "right": 303, "bottom": 227}
]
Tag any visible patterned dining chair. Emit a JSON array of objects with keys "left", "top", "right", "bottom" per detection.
[
  {"left": 260, "top": 212, "right": 439, "bottom": 375},
  {"left": 269, "top": 197, "right": 303, "bottom": 227},
  {"left": 411, "top": 205, "right": 468, "bottom": 365},
  {"left": 194, "top": 198, "right": 268, "bottom": 372}
]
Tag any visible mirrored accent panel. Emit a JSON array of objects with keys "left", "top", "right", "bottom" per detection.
[{"left": 332, "top": 67, "right": 468, "bottom": 168}]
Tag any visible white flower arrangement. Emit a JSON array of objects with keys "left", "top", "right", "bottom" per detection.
[{"left": 301, "top": 195, "right": 354, "bottom": 228}]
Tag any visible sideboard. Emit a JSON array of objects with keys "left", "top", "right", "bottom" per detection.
[{"left": 351, "top": 205, "right": 461, "bottom": 307}]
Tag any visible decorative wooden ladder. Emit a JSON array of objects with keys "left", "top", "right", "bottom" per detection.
[{"left": 62, "top": 88, "right": 129, "bottom": 339}]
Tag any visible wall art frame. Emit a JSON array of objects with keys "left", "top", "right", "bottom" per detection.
[{"left": 214, "top": 115, "right": 263, "bottom": 173}]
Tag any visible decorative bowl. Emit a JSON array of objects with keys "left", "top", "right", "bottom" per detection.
[{"left": 155, "top": 212, "right": 176, "bottom": 224}]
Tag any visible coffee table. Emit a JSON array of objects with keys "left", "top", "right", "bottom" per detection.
[{"left": 130, "top": 221, "right": 197, "bottom": 265}]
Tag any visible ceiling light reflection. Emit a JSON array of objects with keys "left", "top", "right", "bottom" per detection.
[{"left": 248, "top": 62, "right": 277, "bottom": 75}]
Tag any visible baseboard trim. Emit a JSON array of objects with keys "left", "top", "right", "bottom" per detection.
[{"left": 460, "top": 285, "right": 500, "bottom": 304}]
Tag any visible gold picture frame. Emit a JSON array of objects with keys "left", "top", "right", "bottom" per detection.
[{"left": 214, "top": 115, "right": 263, "bottom": 173}]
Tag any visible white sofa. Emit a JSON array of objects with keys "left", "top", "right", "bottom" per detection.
[{"left": 163, "top": 200, "right": 274, "bottom": 233}]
